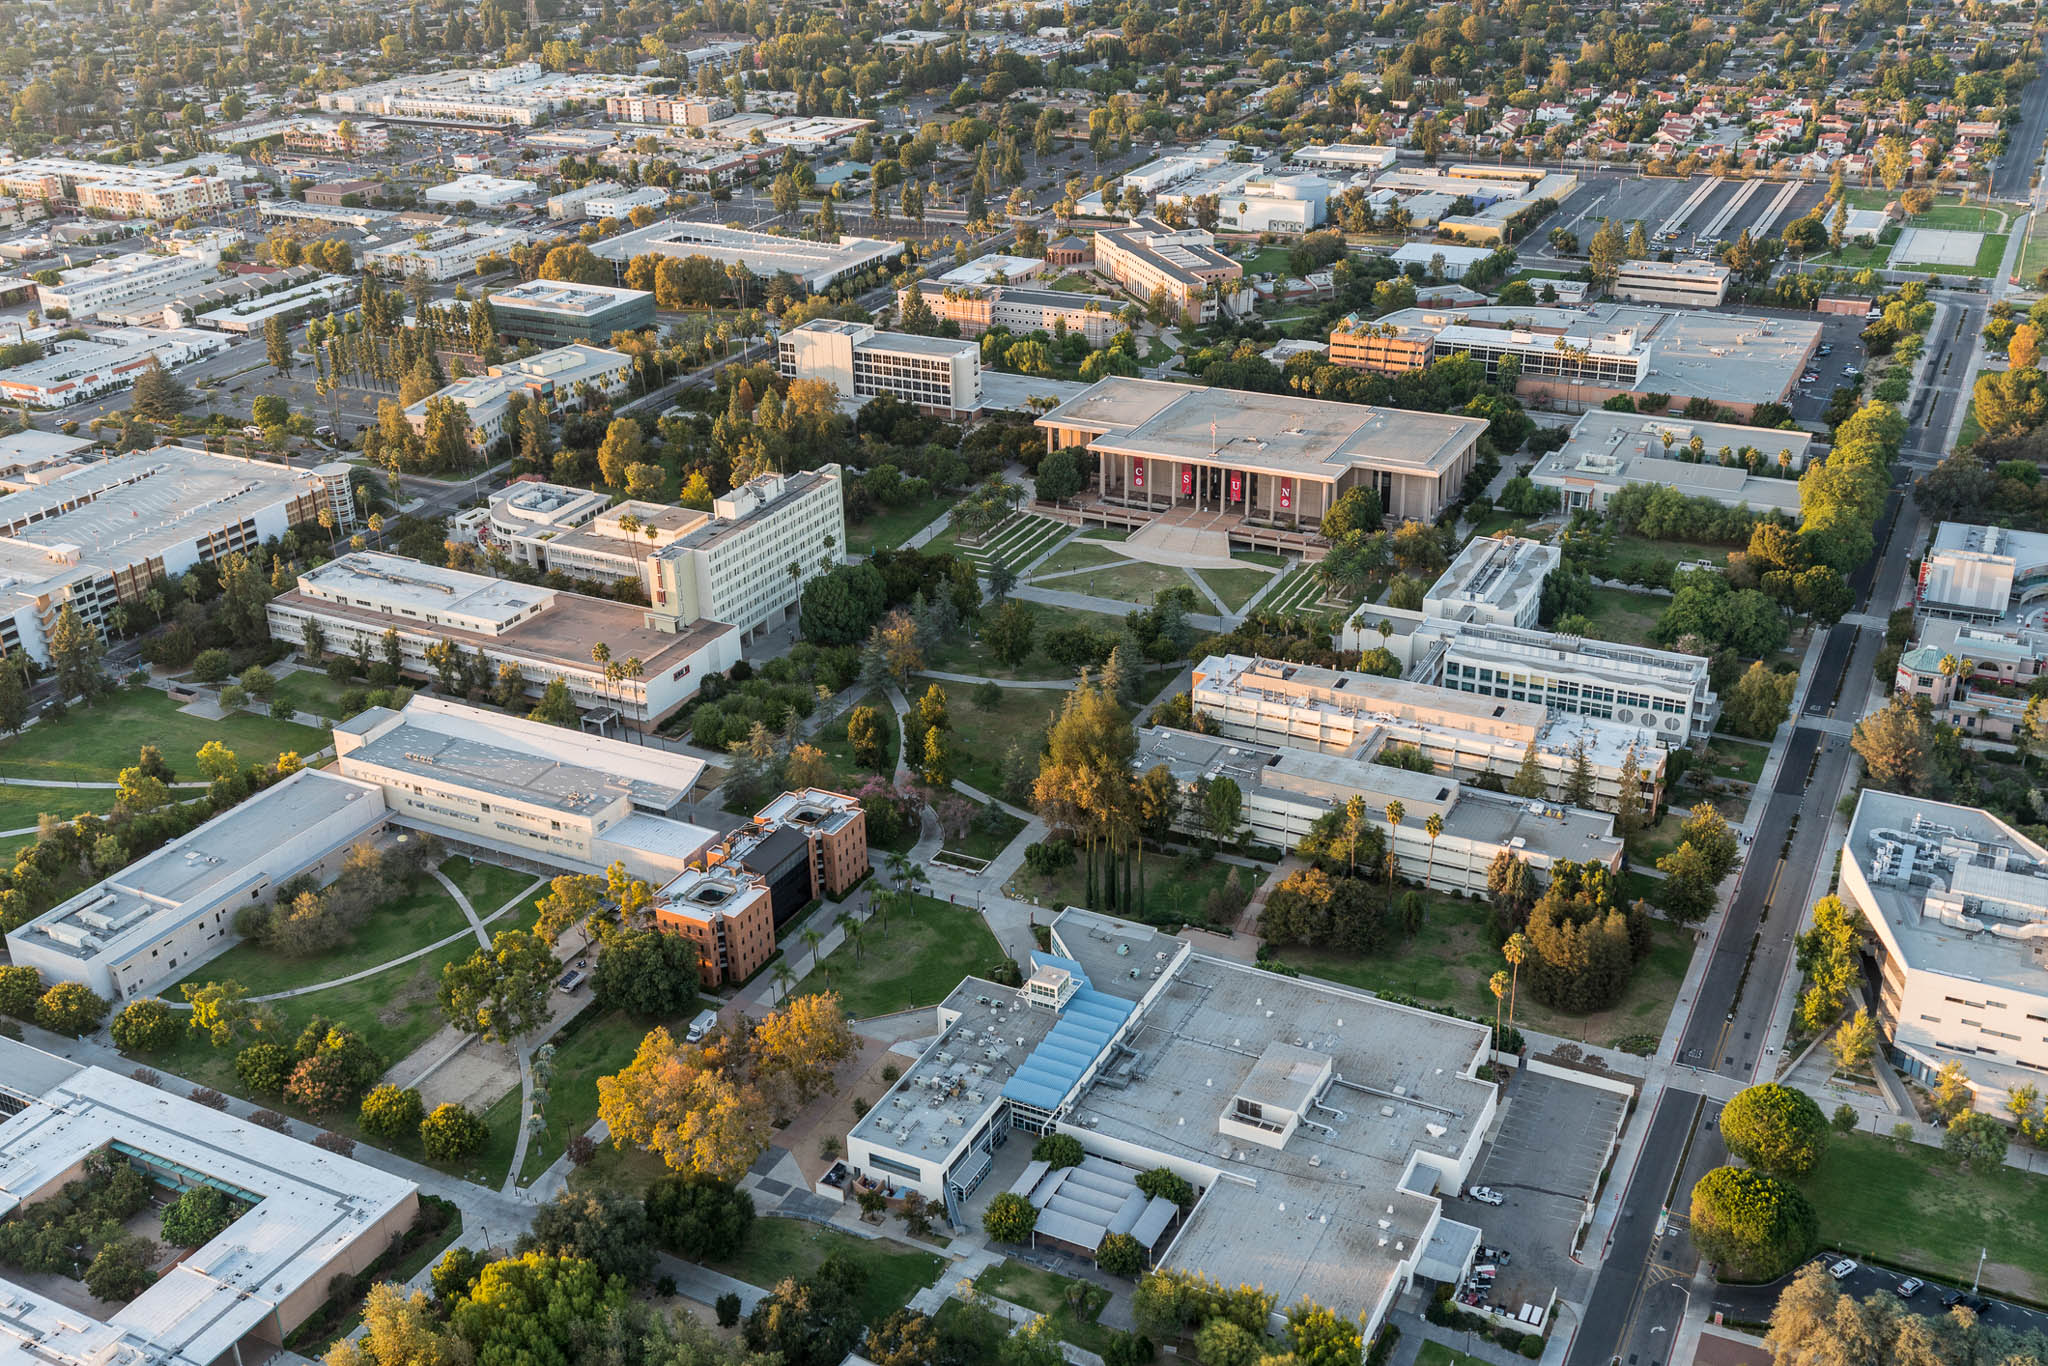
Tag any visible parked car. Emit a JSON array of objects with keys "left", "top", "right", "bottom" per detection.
[
  {"left": 1829, "top": 1259, "right": 1859, "bottom": 1280},
  {"left": 556, "top": 968, "right": 585, "bottom": 993},
  {"left": 1896, "top": 1278, "right": 1924, "bottom": 1298},
  {"left": 1468, "top": 1186, "right": 1505, "bottom": 1206},
  {"left": 1943, "top": 1292, "right": 1992, "bottom": 1315}
]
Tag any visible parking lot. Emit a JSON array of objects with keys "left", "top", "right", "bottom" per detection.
[
  {"left": 1714, "top": 1253, "right": 2048, "bottom": 1334},
  {"left": 1454, "top": 1069, "right": 1629, "bottom": 1312}
]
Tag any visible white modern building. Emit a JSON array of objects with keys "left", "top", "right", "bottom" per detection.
[
  {"left": 648, "top": 466, "right": 846, "bottom": 640},
  {"left": 1153, "top": 168, "right": 1330, "bottom": 234},
  {"left": 594, "top": 219, "right": 899, "bottom": 292},
  {"left": 1528, "top": 410, "right": 1810, "bottom": 519},
  {"left": 0, "top": 326, "right": 228, "bottom": 408},
  {"left": 0, "top": 1054, "right": 420, "bottom": 1366},
  {"left": 363, "top": 225, "right": 533, "bottom": 281},
  {"left": 1916, "top": 522, "right": 2048, "bottom": 623},
  {"left": 334, "top": 696, "right": 717, "bottom": 881},
  {"left": 404, "top": 344, "right": 635, "bottom": 449},
  {"left": 1610, "top": 259, "right": 1732, "bottom": 307},
  {"left": 1843, "top": 789, "right": 2048, "bottom": 1113},
  {"left": 6, "top": 768, "right": 390, "bottom": 1000},
  {"left": 268, "top": 552, "right": 741, "bottom": 728},
  {"left": 579, "top": 186, "right": 668, "bottom": 219},
  {"left": 1388, "top": 242, "right": 1496, "bottom": 281},
  {"left": 1424, "top": 534, "right": 1558, "bottom": 629},
  {"left": 778, "top": 319, "right": 982, "bottom": 418},
  {"left": 35, "top": 243, "right": 224, "bottom": 317},
  {"left": 422, "top": 173, "right": 537, "bottom": 208},
  {"left": 548, "top": 180, "right": 630, "bottom": 220},
  {"left": 1289, "top": 143, "right": 1398, "bottom": 171},
  {"left": 320, "top": 63, "right": 656, "bottom": 126}
]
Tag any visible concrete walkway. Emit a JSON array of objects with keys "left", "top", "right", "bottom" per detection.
[
  {"left": 920, "top": 670, "right": 1082, "bottom": 691},
  {"left": 1012, "top": 584, "right": 1224, "bottom": 631}
]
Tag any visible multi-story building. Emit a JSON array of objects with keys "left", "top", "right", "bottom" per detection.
[
  {"left": 1528, "top": 410, "right": 1809, "bottom": 519},
  {"left": 0, "top": 444, "right": 352, "bottom": 662},
  {"left": 900, "top": 280, "right": 1126, "bottom": 346},
  {"left": 751, "top": 788, "right": 869, "bottom": 897},
  {"left": 580, "top": 186, "right": 668, "bottom": 220},
  {"left": 1916, "top": 522, "right": 2048, "bottom": 623},
  {"left": 547, "top": 181, "right": 626, "bottom": 220},
  {"left": 485, "top": 278, "right": 657, "bottom": 345},
  {"left": 332, "top": 696, "right": 719, "bottom": 882},
  {"left": 647, "top": 467, "right": 845, "bottom": 640},
  {"left": 0, "top": 1054, "right": 419, "bottom": 1366},
  {"left": 1610, "top": 259, "right": 1733, "bottom": 307},
  {"left": 1843, "top": 789, "right": 2048, "bottom": 1114},
  {"left": 594, "top": 219, "right": 899, "bottom": 292},
  {"left": 605, "top": 94, "right": 735, "bottom": 126},
  {"left": 1037, "top": 377, "right": 1487, "bottom": 529},
  {"left": 1423, "top": 534, "right": 1557, "bottom": 629},
  {"left": 363, "top": 225, "right": 533, "bottom": 282},
  {"left": 35, "top": 244, "right": 223, "bottom": 317},
  {"left": 0, "top": 326, "right": 228, "bottom": 407},
  {"left": 1151, "top": 168, "right": 1330, "bottom": 234},
  {"left": 404, "top": 344, "right": 635, "bottom": 449},
  {"left": 654, "top": 866, "right": 776, "bottom": 986},
  {"left": 422, "top": 173, "right": 537, "bottom": 208},
  {"left": 0, "top": 157, "right": 235, "bottom": 219},
  {"left": 1093, "top": 217, "right": 1248, "bottom": 323},
  {"left": 778, "top": 319, "right": 981, "bottom": 418},
  {"left": 321, "top": 63, "right": 657, "bottom": 126},
  {"left": 267, "top": 552, "right": 741, "bottom": 729},
  {"left": 1191, "top": 654, "right": 1665, "bottom": 813},
  {"left": 6, "top": 768, "right": 390, "bottom": 1000},
  {"left": 1892, "top": 618, "right": 2045, "bottom": 744}
]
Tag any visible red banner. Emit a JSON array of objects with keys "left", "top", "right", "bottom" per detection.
[
  {"left": 1181, "top": 466, "right": 1193, "bottom": 496},
  {"left": 1279, "top": 478, "right": 1292, "bottom": 510},
  {"left": 1132, "top": 461, "right": 1144, "bottom": 489},
  {"left": 1229, "top": 472, "right": 1243, "bottom": 503}
]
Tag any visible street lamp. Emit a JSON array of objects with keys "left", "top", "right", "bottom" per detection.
[{"left": 1973, "top": 1247, "right": 1988, "bottom": 1294}]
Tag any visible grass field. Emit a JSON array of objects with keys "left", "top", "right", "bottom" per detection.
[
  {"left": 1808, "top": 240, "right": 1893, "bottom": 271},
  {"left": 0, "top": 688, "right": 324, "bottom": 783},
  {"left": 0, "top": 785, "right": 110, "bottom": 832},
  {"left": 812, "top": 690, "right": 899, "bottom": 787},
  {"left": 1698, "top": 738, "right": 1769, "bottom": 784},
  {"left": 2017, "top": 220, "right": 2048, "bottom": 292},
  {"left": 1031, "top": 541, "right": 1130, "bottom": 576},
  {"left": 1056, "top": 559, "right": 1195, "bottom": 605},
  {"left": 518, "top": 1008, "right": 651, "bottom": 1184},
  {"left": 934, "top": 683, "right": 1065, "bottom": 801},
  {"left": 441, "top": 856, "right": 535, "bottom": 916},
  {"left": 271, "top": 670, "right": 358, "bottom": 722},
  {"left": 1893, "top": 232, "right": 2008, "bottom": 278},
  {"left": 1588, "top": 534, "right": 1735, "bottom": 582},
  {"left": 975, "top": 1260, "right": 1115, "bottom": 1353},
  {"left": 1021, "top": 851, "right": 1263, "bottom": 929},
  {"left": 1958, "top": 398, "right": 1984, "bottom": 452},
  {"left": 1278, "top": 892, "right": 1696, "bottom": 1044},
  {"left": 847, "top": 492, "right": 954, "bottom": 556},
  {"left": 1794, "top": 1129, "right": 2048, "bottom": 1300},
  {"left": 712, "top": 1217, "right": 943, "bottom": 1323},
  {"left": 787, "top": 893, "right": 1008, "bottom": 1017},
  {"left": 1241, "top": 246, "right": 1295, "bottom": 278},
  {"left": 169, "top": 868, "right": 477, "bottom": 999},
  {"left": 1192, "top": 564, "right": 1279, "bottom": 612},
  {"left": 1627, "top": 794, "right": 1750, "bottom": 864},
  {"left": 1578, "top": 586, "right": 1666, "bottom": 647}
]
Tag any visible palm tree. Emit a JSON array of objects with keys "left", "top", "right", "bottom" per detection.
[
  {"left": 771, "top": 960, "right": 796, "bottom": 1003},
  {"left": 1424, "top": 812, "right": 1443, "bottom": 888},
  {"left": 591, "top": 642, "right": 613, "bottom": 723},
  {"left": 1383, "top": 800, "right": 1405, "bottom": 889},
  {"left": 1489, "top": 971, "right": 1510, "bottom": 1059},
  {"left": 801, "top": 927, "right": 826, "bottom": 986},
  {"left": 1503, "top": 931, "right": 1532, "bottom": 1029},
  {"left": 1341, "top": 795, "right": 1368, "bottom": 876},
  {"left": 836, "top": 911, "right": 861, "bottom": 961}
]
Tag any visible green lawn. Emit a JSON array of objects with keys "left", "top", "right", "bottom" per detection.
[
  {"left": 1893, "top": 232, "right": 2008, "bottom": 278},
  {"left": 441, "top": 856, "right": 535, "bottom": 916},
  {"left": 0, "top": 688, "right": 325, "bottom": 782},
  {"left": 1698, "top": 738, "right": 1769, "bottom": 784},
  {"left": 1578, "top": 586, "right": 1666, "bottom": 647},
  {"left": 1241, "top": 246, "right": 1295, "bottom": 278},
  {"left": 1046, "top": 272, "right": 1102, "bottom": 293},
  {"left": 170, "top": 868, "right": 475, "bottom": 1000},
  {"left": 1030, "top": 541, "right": 1130, "bottom": 576},
  {"left": 1232, "top": 550, "right": 1287, "bottom": 568},
  {"left": 711, "top": 1217, "right": 944, "bottom": 1324},
  {"left": 519, "top": 1009, "right": 652, "bottom": 1184},
  {"left": 0, "top": 785, "right": 110, "bottom": 832},
  {"left": 928, "top": 681, "right": 1066, "bottom": 800},
  {"left": 1051, "top": 559, "right": 1193, "bottom": 606},
  {"left": 974, "top": 1260, "right": 1116, "bottom": 1353},
  {"left": 1277, "top": 891, "right": 1696, "bottom": 1045},
  {"left": 1958, "top": 398, "right": 1984, "bottom": 453},
  {"left": 271, "top": 670, "right": 358, "bottom": 723},
  {"left": 1191, "top": 565, "right": 1278, "bottom": 612},
  {"left": 1805, "top": 240, "right": 1894, "bottom": 272},
  {"left": 812, "top": 690, "right": 899, "bottom": 787},
  {"left": 2016, "top": 219, "right": 2048, "bottom": 291},
  {"left": 1021, "top": 851, "right": 1263, "bottom": 930},
  {"left": 789, "top": 893, "right": 1008, "bottom": 1018},
  {"left": 1587, "top": 533, "right": 1735, "bottom": 583},
  {"left": 1258, "top": 565, "right": 1343, "bottom": 619},
  {"left": 847, "top": 492, "right": 955, "bottom": 556},
  {"left": 925, "top": 602, "right": 1132, "bottom": 682},
  {"left": 941, "top": 803, "right": 1027, "bottom": 862},
  {"left": 1793, "top": 1129, "right": 2048, "bottom": 1300}
]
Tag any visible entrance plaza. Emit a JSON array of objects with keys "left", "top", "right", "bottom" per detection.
[{"left": 1035, "top": 378, "right": 1489, "bottom": 542}]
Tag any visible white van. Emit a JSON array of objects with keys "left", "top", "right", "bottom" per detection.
[{"left": 686, "top": 1009, "right": 719, "bottom": 1043}]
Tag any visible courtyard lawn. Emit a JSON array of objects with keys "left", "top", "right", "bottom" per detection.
[
  {"left": 974, "top": 1260, "right": 1115, "bottom": 1354},
  {"left": 813, "top": 690, "right": 899, "bottom": 787},
  {"left": 1021, "top": 850, "right": 1264, "bottom": 930},
  {"left": 1241, "top": 246, "right": 1295, "bottom": 278},
  {"left": 169, "top": 869, "right": 476, "bottom": 1000},
  {"left": 1629, "top": 793, "right": 1749, "bottom": 865},
  {"left": 940, "top": 803, "right": 1028, "bottom": 863},
  {"left": 1578, "top": 586, "right": 1666, "bottom": 648},
  {"left": 712, "top": 1217, "right": 943, "bottom": 1324},
  {"left": 1232, "top": 550, "right": 1287, "bottom": 568},
  {"left": 0, "top": 785, "right": 109, "bottom": 833},
  {"left": 1052, "top": 559, "right": 1192, "bottom": 606},
  {"left": 847, "top": 492, "right": 954, "bottom": 556},
  {"left": 1029, "top": 541, "right": 1131, "bottom": 577},
  {"left": 1047, "top": 272, "right": 1101, "bottom": 293},
  {"left": 441, "top": 856, "right": 535, "bottom": 917},
  {"left": 1192, "top": 565, "right": 1279, "bottom": 613},
  {"left": 1587, "top": 534, "right": 1736, "bottom": 583},
  {"left": 270, "top": 670, "right": 358, "bottom": 723},
  {"left": 788, "top": 893, "right": 1008, "bottom": 1018},
  {"left": 518, "top": 1008, "right": 652, "bottom": 1184},
  {"left": 1698, "top": 738, "right": 1769, "bottom": 785},
  {"left": 1416, "top": 1346, "right": 1490, "bottom": 1366},
  {"left": 1794, "top": 1129, "right": 2048, "bottom": 1301},
  {"left": 929, "top": 681, "right": 1066, "bottom": 799},
  {"left": 1276, "top": 892, "right": 1696, "bottom": 1046},
  {"left": 925, "top": 602, "right": 1133, "bottom": 682},
  {"left": 0, "top": 688, "right": 324, "bottom": 783},
  {"left": 458, "top": 1085, "right": 523, "bottom": 1189}
]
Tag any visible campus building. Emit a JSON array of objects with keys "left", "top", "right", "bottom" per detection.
[
  {"left": 362, "top": 225, "right": 533, "bottom": 282},
  {"left": 0, "top": 444, "right": 355, "bottom": 663},
  {"left": 320, "top": 63, "right": 656, "bottom": 125},
  {"left": 654, "top": 865, "right": 776, "bottom": 985},
  {"left": 1842, "top": 789, "right": 2048, "bottom": 1114},
  {"left": 594, "top": 219, "right": 899, "bottom": 292},
  {"left": 844, "top": 909, "right": 1503, "bottom": 1344},
  {"left": 778, "top": 319, "right": 982, "bottom": 419},
  {"left": 267, "top": 552, "right": 741, "bottom": 729},
  {"left": 5, "top": 768, "right": 390, "bottom": 1000},
  {"left": 0, "top": 1053, "right": 419, "bottom": 1366},
  {"left": 1036, "top": 377, "right": 1488, "bottom": 531},
  {"left": 35, "top": 244, "right": 223, "bottom": 317},
  {"left": 422, "top": 173, "right": 537, "bottom": 208},
  {"left": 605, "top": 94, "right": 735, "bottom": 126},
  {"left": 403, "top": 344, "right": 635, "bottom": 450},
  {"left": 1527, "top": 410, "right": 1810, "bottom": 519},
  {"left": 0, "top": 157, "right": 235, "bottom": 219},
  {"left": 1610, "top": 259, "right": 1732, "bottom": 307},
  {"left": 1092, "top": 218, "right": 1248, "bottom": 323},
  {"left": 1190, "top": 653, "right": 1665, "bottom": 813},
  {"left": 901, "top": 280, "right": 1126, "bottom": 347},
  {"left": 1915, "top": 522, "right": 2048, "bottom": 623},
  {"left": 333, "top": 696, "right": 719, "bottom": 882},
  {"left": 1423, "top": 534, "right": 1557, "bottom": 630},
  {"left": 1330, "top": 304, "right": 1820, "bottom": 420},
  {"left": 0, "top": 326, "right": 229, "bottom": 407},
  {"left": 1150, "top": 168, "right": 1330, "bottom": 234}
]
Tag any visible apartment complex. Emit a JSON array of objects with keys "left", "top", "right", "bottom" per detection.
[
  {"left": 1037, "top": 377, "right": 1487, "bottom": 528},
  {"left": 605, "top": 94, "right": 736, "bottom": 125},
  {"left": 1528, "top": 410, "right": 1809, "bottom": 519},
  {"left": 1093, "top": 218, "right": 1248, "bottom": 323},
  {"left": 1843, "top": 790, "right": 2048, "bottom": 1113},
  {"left": 404, "top": 344, "right": 634, "bottom": 449},
  {"left": 320, "top": 62, "right": 655, "bottom": 125},
  {"left": 0, "top": 325, "right": 228, "bottom": 407},
  {"left": 333, "top": 697, "right": 718, "bottom": 882},
  {"left": 267, "top": 552, "right": 740, "bottom": 728},
  {"left": 1191, "top": 653, "right": 1665, "bottom": 813},
  {"left": 0, "top": 157, "right": 235, "bottom": 219},
  {"left": 779, "top": 319, "right": 982, "bottom": 418},
  {"left": 363, "top": 225, "right": 533, "bottom": 281},
  {"left": 0, "top": 444, "right": 353, "bottom": 662},
  {"left": 1409, "top": 620, "right": 1721, "bottom": 743},
  {"left": 595, "top": 219, "right": 900, "bottom": 291},
  {"left": 35, "top": 243, "right": 223, "bottom": 316},
  {"left": 1610, "top": 259, "right": 1733, "bottom": 306},
  {"left": 6, "top": 768, "right": 389, "bottom": 1000},
  {"left": 901, "top": 280, "right": 1126, "bottom": 346},
  {"left": 846, "top": 909, "right": 1507, "bottom": 1345},
  {"left": 0, "top": 1055, "right": 419, "bottom": 1366}
]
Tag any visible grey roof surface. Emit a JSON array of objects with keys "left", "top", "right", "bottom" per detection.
[{"left": 348, "top": 719, "right": 685, "bottom": 816}]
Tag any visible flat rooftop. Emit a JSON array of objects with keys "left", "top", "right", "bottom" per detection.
[
  {"left": 1415, "top": 618, "right": 1714, "bottom": 685},
  {"left": 1427, "top": 535, "right": 1556, "bottom": 617},
  {"left": 0, "top": 1058, "right": 416, "bottom": 1366},
  {"left": 297, "top": 552, "right": 554, "bottom": 631},
  {"left": 489, "top": 278, "right": 652, "bottom": 315},
  {"left": 347, "top": 720, "right": 690, "bottom": 817},
  {"left": 12, "top": 770, "right": 383, "bottom": 965},
  {"left": 1069, "top": 953, "right": 1492, "bottom": 1321},
  {"left": 849, "top": 976, "right": 1063, "bottom": 1156},
  {"left": 593, "top": 219, "right": 898, "bottom": 279},
  {"left": 1037, "top": 377, "right": 1486, "bottom": 480}
]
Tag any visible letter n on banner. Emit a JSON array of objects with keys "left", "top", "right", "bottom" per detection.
[{"left": 1279, "top": 478, "right": 1292, "bottom": 510}]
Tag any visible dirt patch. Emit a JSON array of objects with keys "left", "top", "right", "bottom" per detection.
[
  {"left": 408, "top": 1035, "right": 520, "bottom": 1112},
  {"left": 774, "top": 1038, "right": 917, "bottom": 1189}
]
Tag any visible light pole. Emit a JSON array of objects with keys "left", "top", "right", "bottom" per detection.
[{"left": 1973, "top": 1247, "right": 1987, "bottom": 1294}]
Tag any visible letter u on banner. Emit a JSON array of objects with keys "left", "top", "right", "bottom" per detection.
[
  {"left": 1279, "top": 478, "right": 1292, "bottom": 509},
  {"left": 1229, "top": 472, "right": 1243, "bottom": 502}
]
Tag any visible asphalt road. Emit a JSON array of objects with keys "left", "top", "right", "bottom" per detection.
[
  {"left": 1904, "top": 294, "right": 1988, "bottom": 461},
  {"left": 1567, "top": 1090, "right": 1703, "bottom": 1366},
  {"left": 1711, "top": 1253, "right": 2048, "bottom": 1332},
  {"left": 1993, "top": 55, "right": 2048, "bottom": 201}
]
